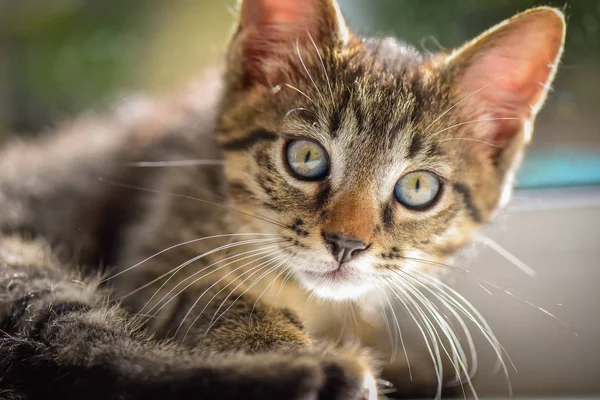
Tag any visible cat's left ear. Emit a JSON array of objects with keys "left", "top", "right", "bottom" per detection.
[
  {"left": 226, "top": 0, "right": 350, "bottom": 88},
  {"left": 443, "top": 7, "right": 566, "bottom": 153}
]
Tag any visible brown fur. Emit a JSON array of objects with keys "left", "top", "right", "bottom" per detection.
[{"left": 0, "top": 1, "right": 565, "bottom": 398}]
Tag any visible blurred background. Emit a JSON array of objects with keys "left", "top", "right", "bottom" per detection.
[{"left": 0, "top": 0, "right": 598, "bottom": 397}]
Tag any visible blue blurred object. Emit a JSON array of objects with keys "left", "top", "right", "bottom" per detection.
[{"left": 517, "top": 150, "right": 600, "bottom": 188}]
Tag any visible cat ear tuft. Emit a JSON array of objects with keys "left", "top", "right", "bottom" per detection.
[
  {"left": 445, "top": 7, "right": 566, "bottom": 148},
  {"left": 228, "top": 0, "right": 350, "bottom": 88}
]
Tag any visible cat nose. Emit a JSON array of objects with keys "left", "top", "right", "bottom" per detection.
[{"left": 323, "top": 232, "right": 369, "bottom": 263}]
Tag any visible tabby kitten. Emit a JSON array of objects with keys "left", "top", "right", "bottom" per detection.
[{"left": 0, "top": 0, "right": 565, "bottom": 399}]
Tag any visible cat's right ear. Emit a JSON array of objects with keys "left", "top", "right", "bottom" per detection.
[
  {"left": 226, "top": 0, "right": 350, "bottom": 89},
  {"left": 441, "top": 7, "right": 565, "bottom": 152}
]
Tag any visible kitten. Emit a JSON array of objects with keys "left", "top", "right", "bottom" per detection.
[{"left": 0, "top": 0, "right": 565, "bottom": 399}]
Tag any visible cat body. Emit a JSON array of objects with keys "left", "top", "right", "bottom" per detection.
[{"left": 0, "top": 1, "right": 565, "bottom": 399}]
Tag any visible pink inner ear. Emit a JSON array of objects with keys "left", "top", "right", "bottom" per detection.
[
  {"left": 237, "top": 0, "right": 331, "bottom": 86},
  {"left": 456, "top": 11, "right": 564, "bottom": 140},
  {"left": 243, "top": 0, "right": 317, "bottom": 28},
  {"left": 240, "top": 0, "right": 323, "bottom": 47}
]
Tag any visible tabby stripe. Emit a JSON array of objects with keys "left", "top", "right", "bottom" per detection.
[
  {"left": 228, "top": 181, "right": 256, "bottom": 201},
  {"left": 407, "top": 134, "right": 423, "bottom": 159},
  {"left": 221, "top": 130, "right": 277, "bottom": 151},
  {"left": 453, "top": 182, "right": 483, "bottom": 223},
  {"left": 381, "top": 203, "right": 394, "bottom": 229},
  {"left": 426, "top": 142, "right": 443, "bottom": 157},
  {"left": 313, "top": 181, "right": 331, "bottom": 209},
  {"left": 352, "top": 101, "right": 365, "bottom": 132},
  {"left": 330, "top": 90, "right": 350, "bottom": 138}
]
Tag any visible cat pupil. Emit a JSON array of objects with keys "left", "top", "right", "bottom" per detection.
[
  {"left": 304, "top": 150, "right": 311, "bottom": 163},
  {"left": 415, "top": 178, "right": 421, "bottom": 192}
]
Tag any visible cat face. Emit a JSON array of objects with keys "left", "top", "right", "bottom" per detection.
[{"left": 217, "top": 0, "right": 565, "bottom": 299}]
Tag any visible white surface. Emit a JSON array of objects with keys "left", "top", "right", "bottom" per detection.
[{"left": 453, "top": 187, "right": 600, "bottom": 396}]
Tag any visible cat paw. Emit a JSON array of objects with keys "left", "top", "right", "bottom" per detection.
[
  {"left": 315, "top": 350, "right": 378, "bottom": 400},
  {"left": 200, "top": 349, "right": 380, "bottom": 400}
]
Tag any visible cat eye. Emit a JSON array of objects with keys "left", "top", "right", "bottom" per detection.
[
  {"left": 285, "top": 139, "right": 330, "bottom": 180},
  {"left": 394, "top": 171, "right": 441, "bottom": 210}
]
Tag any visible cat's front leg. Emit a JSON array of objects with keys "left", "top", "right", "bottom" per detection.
[
  {"left": 139, "top": 284, "right": 379, "bottom": 400},
  {"left": 0, "top": 235, "right": 378, "bottom": 400}
]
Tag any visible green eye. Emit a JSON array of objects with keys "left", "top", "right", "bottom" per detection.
[
  {"left": 394, "top": 171, "right": 441, "bottom": 209},
  {"left": 285, "top": 139, "right": 329, "bottom": 180}
]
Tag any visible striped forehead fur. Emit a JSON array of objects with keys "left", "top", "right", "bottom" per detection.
[{"left": 215, "top": 6, "right": 564, "bottom": 282}]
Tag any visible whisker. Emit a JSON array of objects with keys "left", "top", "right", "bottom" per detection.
[
  {"left": 135, "top": 241, "right": 285, "bottom": 316},
  {"left": 430, "top": 117, "right": 519, "bottom": 137},
  {"left": 174, "top": 248, "right": 289, "bottom": 338},
  {"left": 348, "top": 302, "right": 361, "bottom": 337},
  {"left": 204, "top": 254, "right": 289, "bottom": 333},
  {"left": 214, "top": 257, "right": 290, "bottom": 334},
  {"left": 422, "top": 83, "right": 491, "bottom": 134},
  {"left": 148, "top": 247, "right": 288, "bottom": 321},
  {"left": 284, "top": 107, "right": 316, "bottom": 119},
  {"left": 126, "top": 245, "right": 287, "bottom": 325},
  {"left": 307, "top": 30, "right": 335, "bottom": 104},
  {"left": 396, "top": 271, "right": 479, "bottom": 394},
  {"left": 284, "top": 83, "right": 317, "bottom": 106},
  {"left": 378, "top": 295, "right": 396, "bottom": 363},
  {"left": 250, "top": 264, "right": 292, "bottom": 317},
  {"left": 474, "top": 232, "right": 537, "bottom": 277},
  {"left": 127, "top": 159, "right": 225, "bottom": 168},
  {"left": 336, "top": 305, "right": 349, "bottom": 346},
  {"left": 438, "top": 137, "right": 502, "bottom": 147},
  {"left": 380, "top": 288, "right": 411, "bottom": 377},
  {"left": 98, "top": 177, "right": 287, "bottom": 228},
  {"left": 400, "top": 267, "right": 515, "bottom": 396},
  {"left": 184, "top": 253, "right": 288, "bottom": 340},
  {"left": 390, "top": 277, "right": 467, "bottom": 390},
  {"left": 295, "top": 38, "right": 325, "bottom": 104},
  {"left": 277, "top": 268, "right": 295, "bottom": 300},
  {"left": 399, "top": 256, "right": 573, "bottom": 333},
  {"left": 382, "top": 277, "right": 443, "bottom": 399},
  {"left": 102, "top": 233, "right": 281, "bottom": 283}
]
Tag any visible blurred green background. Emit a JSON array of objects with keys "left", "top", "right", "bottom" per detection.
[{"left": 0, "top": 0, "right": 599, "bottom": 186}]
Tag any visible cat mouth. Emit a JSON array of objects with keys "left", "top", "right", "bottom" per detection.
[
  {"left": 296, "top": 264, "right": 374, "bottom": 300},
  {"left": 299, "top": 264, "right": 355, "bottom": 283}
]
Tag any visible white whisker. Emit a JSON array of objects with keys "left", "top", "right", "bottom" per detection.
[
  {"left": 98, "top": 177, "right": 287, "bottom": 229},
  {"left": 406, "top": 267, "right": 515, "bottom": 396},
  {"left": 422, "top": 83, "right": 492, "bottom": 134},
  {"left": 390, "top": 276, "right": 471, "bottom": 398},
  {"left": 250, "top": 263, "right": 292, "bottom": 317},
  {"left": 380, "top": 288, "right": 411, "bottom": 377},
  {"left": 284, "top": 83, "right": 317, "bottom": 106},
  {"left": 295, "top": 38, "right": 325, "bottom": 104},
  {"left": 277, "top": 268, "right": 295, "bottom": 300},
  {"left": 197, "top": 254, "right": 290, "bottom": 338},
  {"left": 284, "top": 107, "right": 315, "bottom": 118},
  {"left": 475, "top": 233, "right": 537, "bottom": 277},
  {"left": 378, "top": 296, "right": 396, "bottom": 363},
  {"left": 438, "top": 137, "right": 502, "bottom": 147},
  {"left": 399, "top": 272, "right": 477, "bottom": 391},
  {"left": 136, "top": 241, "right": 285, "bottom": 316},
  {"left": 175, "top": 249, "right": 288, "bottom": 339},
  {"left": 430, "top": 117, "right": 519, "bottom": 137},
  {"left": 152, "top": 247, "right": 287, "bottom": 323},
  {"left": 127, "top": 159, "right": 224, "bottom": 168},
  {"left": 383, "top": 277, "right": 443, "bottom": 399},
  {"left": 307, "top": 30, "right": 335, "bottom": 104},
  {"left": 103, "top": 233, "right": 281, "bottom": 283}
]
